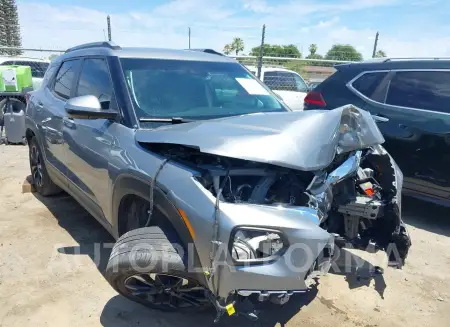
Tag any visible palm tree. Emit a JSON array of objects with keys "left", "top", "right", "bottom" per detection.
[
  {"left": 223, "top": 44, "right": 232, "bottom": 55},
  {"left": 231, "top": 37, "right": 244, "bottom": 55},
  {"left": 375, "top": 49, "right": 387, "bottom": 58}
]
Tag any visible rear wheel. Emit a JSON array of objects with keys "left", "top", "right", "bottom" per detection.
[
  {"left": 105, "top": 227, "right": 209, "bottom": 311},
  {"left": 29, "top": 136, "right": 61, "bottom": 196}
]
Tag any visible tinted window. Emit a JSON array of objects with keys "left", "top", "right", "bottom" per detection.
[
  {"left": 352, "top": 72, "right": 388, "bottom": 100},
  {"left": 76, "top": 58, "right": 113, "bottom": 109},
  {"left": 292, "top": 73, "right": 308, "bottom": 92},
  {"left": 53, "top": 60, "right": 81, "bottom": 99},
  {"left": 121, "top": 58, "right": 285, "bottom": 121},
  {"left": 41, "top": 63, "right": 58, "bottom": 88},
  {"left": 264, "top": 71, "right": 307, "bottom": 92},
  {"left": 14, "top": 61, "right": 49, "bottom": 78},
  {"left": 386, "top": 71, "right": 450, "bottom": 113},
  {"left": 263, "top": 71, "right": 280, "bottom": 89}
]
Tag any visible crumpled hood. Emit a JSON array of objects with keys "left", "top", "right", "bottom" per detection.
[{"left": 135, "top": 105, "right": 385, "bottom": 171}]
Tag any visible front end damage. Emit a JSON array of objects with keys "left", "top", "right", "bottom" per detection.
[{"left": 130, "top": 105, "right": 411, "bottom": 321}]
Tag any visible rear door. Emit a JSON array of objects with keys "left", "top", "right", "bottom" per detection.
[
  {"left": 351, "top": 69, "right": 450, "bottom": 201},
  {"left": 263, "top": 71, "right": 308, "bottom": 110},
  {"left": 64, "top": 57, "right": 116, "bottom": 221}
]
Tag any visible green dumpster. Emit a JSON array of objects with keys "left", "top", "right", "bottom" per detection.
[{"left": 0, "top": 65, "right": 33, "bottom": 93}]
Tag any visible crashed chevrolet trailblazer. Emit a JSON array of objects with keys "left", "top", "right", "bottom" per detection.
[{"left": 25, "top": 43, "right": 411, "bottom": 322}]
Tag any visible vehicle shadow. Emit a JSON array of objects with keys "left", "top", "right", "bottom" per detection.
[
  {"left": 402, "top": 196, "right": 450, "bottom": 237},
  {"left": 31, "top": 190, "right": 115, "bottom": 275},
  {"left": 100, "top": 282, "right": 319, "bottom": 327},
  {"left": 330, "top": 247, "right": 387, "bottom": 299}
]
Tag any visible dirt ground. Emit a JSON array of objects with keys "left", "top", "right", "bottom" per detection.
[{"left": 0, "top": 144, "right": 449, "bottom": 327}]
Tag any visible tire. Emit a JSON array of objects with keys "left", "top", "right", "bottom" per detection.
[
  {"left": 29, "top": 136, "right": 61, "bottom": 196},
  {"left": 105, "top": 227, "right": 208, "bottom": 311}
]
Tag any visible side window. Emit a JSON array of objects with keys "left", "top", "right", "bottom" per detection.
[
  {"left": 386, "top": 71, "right": 450, "bottom": 113},
  {"left": 292, "top": 73, "right": 308, "bottom": 92},
  {"left": 0, "top": 61, "right": 15, "bottom": 66},
  {"left": 15, "top": 61, "right": 49, "bottom": 78},
  {"left": 76, "top": 58, "right": 114, "bottom": 109},
  {"left": 263, "top": 71, "right": 280, "bottom": 90},
  {"left": 275, "top": 71, "right": 297, "bottom": 91},
  {"left": 351, "top": 72, "right": 388, "bottom": 101},
  {"left": 41, "top": 63, "right": 58, "bottom": 88},
  {"left": 53, "top": 59, "right": 81, "bottom": 99}
]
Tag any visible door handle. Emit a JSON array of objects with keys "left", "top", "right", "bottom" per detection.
[
  {"left": 371, "top": 114, "right": 389, "bottom": 123},
  {"left": 36, "top": 101, "right": 44, "bottom": 111},
  {"left": 63, "top": 117, "right": 75, "bottom": 128}
]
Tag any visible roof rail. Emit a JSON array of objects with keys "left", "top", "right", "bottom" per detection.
[
  {"left": 65, "top": 41, "right": 121, "bottom": 53},
  {"left": 188, "top": 49, "right": 224, "bottom": 56},
  {"left": 383, "top": 57, "right": 450, "bottom": 62}
]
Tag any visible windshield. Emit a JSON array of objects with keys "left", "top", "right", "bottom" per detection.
[{"left": 120, "top": 58, "right": 287, "bottom": 123}]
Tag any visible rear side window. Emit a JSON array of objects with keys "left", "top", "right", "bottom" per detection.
[
  {"left": 53, "top": 59, "right": 81, "bottom": 99},
  {"left": 264, "top": 71, "right": 308, "bottom": 92},
  {"left": 41, "top": 63, "right": 58, "bottom": 88},
  {"left": 263, "top": 71, "right": 280, "bottom": 89},
  {"left": 351, "top": 72, "right": 388, "bottom": 101},
  {"left": 386, "top": 71, "right": 450, "bottom": 113},
  {"left": 76, "top": 58, "right": 114, "bottom": 109}
]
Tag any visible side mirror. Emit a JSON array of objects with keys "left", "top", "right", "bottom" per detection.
[{"left": 65, "top": 95, "right": 118, "bottom": 120}]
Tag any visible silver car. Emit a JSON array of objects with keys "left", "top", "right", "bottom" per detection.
[{"left": 25, "top": 42, "right": 411, "bottom": 322}]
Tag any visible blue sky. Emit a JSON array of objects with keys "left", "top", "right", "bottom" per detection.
[{"left": 16, "top": 0, "right": 450, "bottom": 58}]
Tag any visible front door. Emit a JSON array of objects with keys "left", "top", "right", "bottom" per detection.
[{"left": 63, "top": 57, "right": 116, "bottom": 221}]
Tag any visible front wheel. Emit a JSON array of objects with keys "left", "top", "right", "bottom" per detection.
[{"left": 105, "top": 227, "right": 209, "bottom": 311}]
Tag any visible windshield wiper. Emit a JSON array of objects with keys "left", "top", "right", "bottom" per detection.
[{"left": 138, "top": 117, "right": 195, "bottom": 124}]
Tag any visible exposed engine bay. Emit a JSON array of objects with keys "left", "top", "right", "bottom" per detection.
[{"left": 149, "top": 142, "right": 410, "bottom": 266}]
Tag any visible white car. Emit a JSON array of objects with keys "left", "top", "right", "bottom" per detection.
[
  {"left": 246, "top": 66, "right": 309, "bottom": 110},
  {"left": 0, "top": 56, "right": 50, "bottom": 91}
]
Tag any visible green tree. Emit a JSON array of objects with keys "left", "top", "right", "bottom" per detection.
[
  {"left": 0, "top": 1, "right": 6, "bottom": 53},
  {"left": 222, "top": 44, "right": 232, "bottom": 55},
  {"left": 325, "top": 44, "right": 362, "bottom": 62},
  {"left": 0, "top": 0, "right": 22, "bottom": 55},
  {"left": 231, "top": 37, "right": 244, "bottom": 55},
  {"left": 250, "top": 44, "right": 302, "bottom": 58},
  {"left": 309, "top": 44, "right": 318, "bottom": 56},
  {"left": 375, "top": 49, "right": 387, "bottom": 58}
]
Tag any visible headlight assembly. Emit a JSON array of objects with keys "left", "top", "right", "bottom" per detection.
[{"left": 229, "top": 227, "right": 288, "bottom": 264}]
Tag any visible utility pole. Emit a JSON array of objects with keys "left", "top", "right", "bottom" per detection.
[
  {"left": 257, "top": 24, "right": 266, "bottom": 79},
  {"left": 372, "top": 31, "right": 379, "bottom": 58},
  {"left": 107, "top": 15, "right": 112, "bottom": 42},
  {"left": 188, "top": 27, "right": 191, "bottom": 49}
]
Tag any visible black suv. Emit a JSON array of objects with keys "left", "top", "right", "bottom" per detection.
[{"left": 304, "top": 59, "right": 450, "bottom": 207}]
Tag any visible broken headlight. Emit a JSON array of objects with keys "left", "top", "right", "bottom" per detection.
[{"left": 229, "top": 227, "right": 288, "bottom": 264}]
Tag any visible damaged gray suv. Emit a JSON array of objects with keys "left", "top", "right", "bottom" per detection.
[{"left": 25, "top": 42, "right": 411, "bottom": 322}]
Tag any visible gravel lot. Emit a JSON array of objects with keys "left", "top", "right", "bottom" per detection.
[{"left": 1, "top": 144, "right": 449, "bottom": 327}]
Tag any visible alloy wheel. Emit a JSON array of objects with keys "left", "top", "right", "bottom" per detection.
[{"left": 124, "top": 273, "right": 209, "bottom": 309}]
